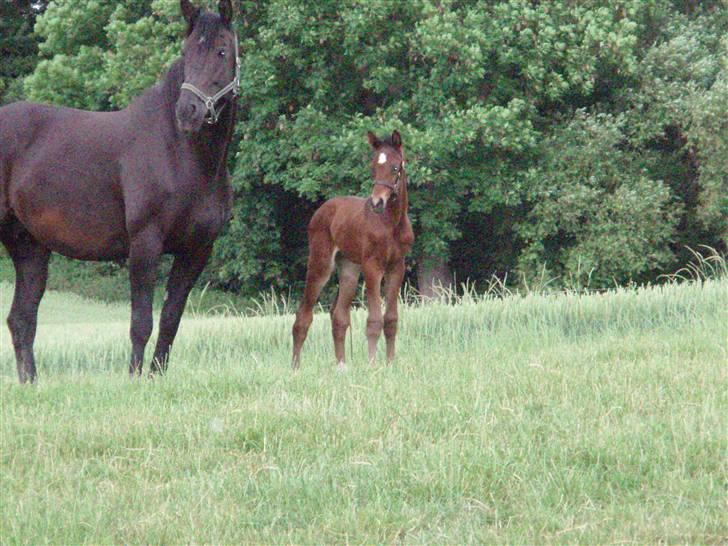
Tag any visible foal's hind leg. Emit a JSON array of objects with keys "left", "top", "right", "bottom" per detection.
[
  {"left": 1, "top": 222, "right": 50, "bottom": 383},
  {"left": 292, "top": 233, "right": 335, "bottom": 369},
  {"left": 150, "top": 246, "right": 212, "bottom": 374},
  {"left": 330, "top": 258, "right": 361, "bottom": 370}
]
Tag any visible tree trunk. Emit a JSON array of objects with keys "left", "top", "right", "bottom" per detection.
[{"left": 416, "top": 254, "right": 453, "bottom": 299}]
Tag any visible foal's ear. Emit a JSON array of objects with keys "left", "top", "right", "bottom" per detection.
[
  {"left": 181, "top": 0, "right": 200, "bottom": 32},
  {"left": 391, "top": 130, "right": 402, "bottom": 149},
  {"left": 219, "top": 0, "right": 234, "bottom": 26},
  {"left": 367, "top": 131, "right": 382, "bottom": 149}
]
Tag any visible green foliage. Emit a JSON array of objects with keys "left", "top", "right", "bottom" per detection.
[
  {"left": 9, "top": 0, "right": 728, "bottom": 294},
  {"left": 624, "top": 9, "right": 728, "bottom": 256},
  {"left": 0, "top": 2, "right": 45, "bottom": 104},
  {"left": 517, "top": 112, "right": 679, "bottom": 286}
]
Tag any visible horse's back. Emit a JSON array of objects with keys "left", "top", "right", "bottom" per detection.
[{"left": 0, "top": 102, "right": 54, "bottom": 177}]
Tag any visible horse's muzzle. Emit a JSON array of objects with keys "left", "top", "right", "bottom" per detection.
[{"left": 175, "top": 100, "right": 205, "bottom": 133}]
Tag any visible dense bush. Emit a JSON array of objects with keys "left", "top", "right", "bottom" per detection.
[{"left": 6, "top": 0, "right": 726, "bottom": 295}]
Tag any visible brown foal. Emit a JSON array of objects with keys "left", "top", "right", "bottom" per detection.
[{"left": 292, "top": 130, "right": 414, "bottom": 370}]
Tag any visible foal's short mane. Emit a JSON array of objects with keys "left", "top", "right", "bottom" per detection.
[{"left": 379, "top": 135, "right": 400, "bottom": 149}]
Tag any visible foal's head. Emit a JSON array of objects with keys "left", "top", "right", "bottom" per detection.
[
  {"left": 175, "top": 0, "right": 239, "bottom": 133},
  {"left": 367, "top": 130, "right": 405, "bottom": 214}
]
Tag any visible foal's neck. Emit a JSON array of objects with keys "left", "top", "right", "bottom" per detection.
[
  {"left": 162, "top": 59, "right": 236, "bottom": 180},
  {"left": 388, "top": 173, "right": 409, "bottom": 226}
]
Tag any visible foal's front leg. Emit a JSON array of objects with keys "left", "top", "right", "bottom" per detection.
[
  {"left": 330, "top": 259, "right": 361, "bottom": 370},
  {"left": 150, "top": 246, "right": 212, "bottom": 374},
  {"left": 383, "top": 259, "right": 405, "bottom": 363},
  {"left": 363, "top": 261, "right": 385, "bottom": 365},
  {"left": 128, "top": 229, "right": 162, "bottom": 376}
]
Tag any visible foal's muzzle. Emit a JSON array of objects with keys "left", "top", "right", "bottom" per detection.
[{"left": 370, "top": 179, "right": 398, "bottom": 214}]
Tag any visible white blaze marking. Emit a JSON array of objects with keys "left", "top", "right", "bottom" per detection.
[{"left": 378, "top": 152, "right": 387, "bottom": 164}]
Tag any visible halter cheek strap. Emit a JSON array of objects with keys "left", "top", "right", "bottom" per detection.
[
  {"left": 374, "top": 167, "right": 404, "bottom": 196},
  {"left": 180, "top": 32, "right": 241, "bottom": 124}
]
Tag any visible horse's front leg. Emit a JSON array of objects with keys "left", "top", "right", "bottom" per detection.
[
  {"left": 362, "top": 261, "right": 385, "bottom": 365},
  {"left": 150, "top": 246, "right": 212, "bottom": 374},
  {"left": 128, "top": 229, "right": 162, "bottom": 376},
  {"left": 383, "top": 259, "right": 405, "bottom": 364}
]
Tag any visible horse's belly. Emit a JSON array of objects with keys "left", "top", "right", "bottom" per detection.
[{"left": 20, "top": 207, "right": 128, "bottom": 261}]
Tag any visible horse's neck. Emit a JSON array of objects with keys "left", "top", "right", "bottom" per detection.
[{"left": 188, "top": 104, "right": 236, "bottom": 179}]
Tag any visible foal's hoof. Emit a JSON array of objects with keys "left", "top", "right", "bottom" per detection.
[{"left": 337, "top": 361, "right": 347, "bottom": 373}]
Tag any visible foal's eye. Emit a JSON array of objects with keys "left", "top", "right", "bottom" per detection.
[
  {"left": 218, "top": 48, "right": 226, "bottom": 57},
  {"left": 392, "top": 165, "right": 400, "bottom": 173}
]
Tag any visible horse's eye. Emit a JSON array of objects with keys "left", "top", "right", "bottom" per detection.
[
  {"left": 218, "top": 48, "right": 226, "bottom": 57},
  {"left": 392, "top": 166, "right": 400, "bottom": 173}
]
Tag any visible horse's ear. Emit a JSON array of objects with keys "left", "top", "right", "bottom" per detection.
[
  {"left": 219, "top": 0, "right": 234, "bottom": 26},
  {"left": 181, "top": 0, "right": 200, "bottom": 33},
  {"left": 367, "top": 131, "right": 381, "bottom": 149},
  {"left": 391, "top": 130, "right": 402, "bottom": 149}
]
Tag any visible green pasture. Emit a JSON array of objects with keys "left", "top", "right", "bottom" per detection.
[{"left": 0, "top": 278, "right": 726, "bottom": 543}]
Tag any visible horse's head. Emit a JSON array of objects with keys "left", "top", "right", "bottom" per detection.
[
  {"left": 368, "top": 130, "right": 405, "bottom": 214},
  {"left": 175, "top": 0, "right": 239, "bottom": 133}
]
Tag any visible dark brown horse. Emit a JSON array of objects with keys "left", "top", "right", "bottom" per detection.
[
  {"left": 0, "top": 0, "right": 239, "bottom": 383},
  {"left": 292, "top": 130, "right": 414, "bottom": 370}
]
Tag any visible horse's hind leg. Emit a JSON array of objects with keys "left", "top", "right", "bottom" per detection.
[
  {"left": 292, "top": 232, "right": 335, "bottom": 369},
  {"left": 1, "top": 221, "right": 50, "bottom": 383},
  {"left": 150, "top": 246, "right": 212, "bottom": 374},
  {"left": 330, "top": 258, "right": 360, "bottom": 370}
]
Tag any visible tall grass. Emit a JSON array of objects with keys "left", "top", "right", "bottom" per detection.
[{"left": 0, "top": 274, "right": 726, "bottom": 543}]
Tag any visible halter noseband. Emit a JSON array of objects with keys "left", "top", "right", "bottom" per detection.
[{"left": 180, "top": 32, "right": 241, "bottom": 125}]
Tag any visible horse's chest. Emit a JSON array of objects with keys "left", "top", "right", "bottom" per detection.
[{"left": 179, "top": 193, "right": 231, "bottom": 246}]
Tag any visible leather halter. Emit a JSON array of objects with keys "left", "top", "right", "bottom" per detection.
[
  {"left": 180, "top": 32, "right": 240, "bottom": 124},
  {"left": 374, "top": 165, "right": 404, "bottom": 197}
]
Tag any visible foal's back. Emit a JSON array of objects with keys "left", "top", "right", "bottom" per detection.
[{"left": 309, "top": 195, "right": 409, "bottom": 268}]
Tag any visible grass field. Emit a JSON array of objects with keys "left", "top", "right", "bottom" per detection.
[{"left": 1, "top": 278, "right": 726, "bottom": 543}]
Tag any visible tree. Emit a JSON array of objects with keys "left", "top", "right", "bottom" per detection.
[
  {"left": 18, "top": 0, "right": 728, "bottom": 296},
  {"left": 0, "top": 1, "right": 46, "bottom": 104}
]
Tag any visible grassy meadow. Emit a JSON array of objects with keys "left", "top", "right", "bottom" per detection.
[{"left": 0, "top": 277, "right": 726, "bottom": 543}]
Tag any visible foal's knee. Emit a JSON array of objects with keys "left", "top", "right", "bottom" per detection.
[
  {"left": 366, "top": 318, "right": 383, "bottom": 338},
  {"left": 331, "top": 313, "right": 349, "bottom": 339},
  {"left": 383, "top": 317, "right": 397, "bottom": 338}
]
